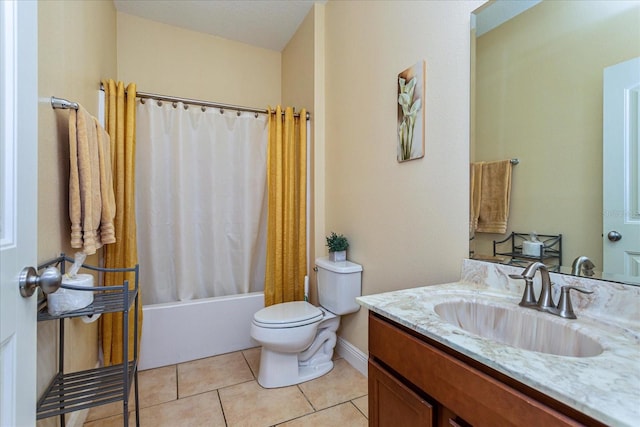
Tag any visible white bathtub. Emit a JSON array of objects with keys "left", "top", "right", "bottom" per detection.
[{"left": 138, "top": 292, "right": 264, "bottom": 370}]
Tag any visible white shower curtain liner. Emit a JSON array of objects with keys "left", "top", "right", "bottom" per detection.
[{"left": 135, "top": 100, "right": 268, "bottom": 305}]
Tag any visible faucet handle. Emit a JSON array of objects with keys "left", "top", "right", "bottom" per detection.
[{"left": 557, "top": 286, "right": 594, "bottom": 319}]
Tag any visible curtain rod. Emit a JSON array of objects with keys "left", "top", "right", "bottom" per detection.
[
  {"left": 98, "top": 84, "right": 310, "bottom": 120},
  {"left": 137, "top": 91, "right": 310, "bottom": 120}
]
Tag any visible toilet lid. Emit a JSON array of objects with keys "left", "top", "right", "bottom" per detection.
[{"left": 253, "top": 301, "right": 323, "bottom": 327}]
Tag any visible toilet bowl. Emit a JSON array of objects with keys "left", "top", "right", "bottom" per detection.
[
  {"left": 250, "top": 257, "right": 362, "bottom": 388},
  {"left": 251, "top": 301, "right": 323, "bottom": 353}
]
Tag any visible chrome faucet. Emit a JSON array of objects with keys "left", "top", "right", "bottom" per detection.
[
  {"left": 571, "top": 256, "right": 595, "bottom": 277},
  {"left": 510, "top": 262, "right": 593, "bottom": 319}
]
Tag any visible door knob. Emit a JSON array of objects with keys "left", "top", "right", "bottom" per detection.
[
  {"left": 607, "top": 231, "right": 622, "bottom": 242},
  {"left": 19, "top": 266, "right": 62, "bottom": 298}
]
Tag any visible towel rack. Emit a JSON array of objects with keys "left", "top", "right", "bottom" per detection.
[
  {"left": 51, "top": 96, "right": 78, "bottom": 110},
  {"left": 510, "top": 158, "right": 519, "bottom": 165}
]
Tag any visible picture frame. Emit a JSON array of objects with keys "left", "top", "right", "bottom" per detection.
[{"left": 397, "top": 60, "right": 426, "bottom": 162}]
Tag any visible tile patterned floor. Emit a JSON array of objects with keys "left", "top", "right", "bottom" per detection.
[{"left": 83, "top": 348, "right": 368, "bottom": 427}]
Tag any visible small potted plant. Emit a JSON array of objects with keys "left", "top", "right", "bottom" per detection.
[{"left": 326, "top": 232, "right": 349, "bottom": 262}]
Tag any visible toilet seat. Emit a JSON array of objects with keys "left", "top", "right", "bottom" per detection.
[{"left": 253, "top": 301, "right": 323, "bottom": 329}]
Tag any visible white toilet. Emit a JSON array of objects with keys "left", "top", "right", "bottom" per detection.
[{"left": 250, "top": 257, "right": 363, "bottom": 388}]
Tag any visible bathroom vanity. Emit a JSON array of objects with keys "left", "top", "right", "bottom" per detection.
[{"left": 358, "top": 260, "right": 640, "bottom": 427}]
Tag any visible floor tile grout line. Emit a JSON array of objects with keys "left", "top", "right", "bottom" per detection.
[
  {"left": 214, "top": 378, "right": 257, "bottom": 394},
  {"left": 349, "top": 399, "right": 368, "bottom": 419},
  {"left": 269, "top": 404, "right": 316, "bottom": 427},
  {"left": 175, "top": 352, "right": 255, "bottom": 400},
  {"left": 174, "top": 363, "right": 179, "bottom": 404},
  {"left": 296, "top": 384, "right": 318, "bottom": 412},
  {"left": 240, "top": 348, "right": 258, "bottom": 380},
  {"left": 215, "top": 389, "right": 229, "bottom": 427},
  {"left": 272, "top": 401, "right": 367, "bottom": 426},
  {"left": 171, "top": 378, "right": 256, "bottom": 405}
]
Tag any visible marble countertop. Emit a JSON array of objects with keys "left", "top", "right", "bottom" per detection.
[{"left": 357, "top": 260, "right": 640, "bottom": 427}]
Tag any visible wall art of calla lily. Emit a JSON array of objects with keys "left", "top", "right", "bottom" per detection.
[{"left": 397, "top": 61, "right": 425, "bottom": 162}]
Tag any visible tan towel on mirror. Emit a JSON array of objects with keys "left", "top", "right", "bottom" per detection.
[
  {"left": 68, "top": 105, "right": 116, "bottom": 254},
  {"left": 476, "top": 159, "right": 512, "bottom": 234},
  {"left": 469, "top": 161, "right": 484, "bottom": 234}
]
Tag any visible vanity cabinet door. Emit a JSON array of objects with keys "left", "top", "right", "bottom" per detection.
[{"left": 369, "top": 359, "right": 434, "bottom": 426}]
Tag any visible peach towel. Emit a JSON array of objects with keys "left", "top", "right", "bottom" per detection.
[
  {"left": 475, "top": 159, "right": 512, "bottom": 234},
  {"left": 68, "top": 105, "right": 116, "bottom": 254}
]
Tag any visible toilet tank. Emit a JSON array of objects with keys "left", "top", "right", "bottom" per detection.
[{"left": 315, "top": 257, "right": 363, "bottom": 315}]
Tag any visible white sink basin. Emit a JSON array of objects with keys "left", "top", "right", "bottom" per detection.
[{"left": 434, "top": 300, "right": 604, "bottom": 357}]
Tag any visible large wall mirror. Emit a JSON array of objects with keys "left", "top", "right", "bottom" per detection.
[{"left": 470, "top": 0, "right": 640, "bottom": 285}]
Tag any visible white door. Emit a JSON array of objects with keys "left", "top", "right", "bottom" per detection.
[
  {"left": 603, "top": 56, "right": 640, "bottom": 283},
  {"left": 0, "top": 1, "right": 39, "bottom": 426}
]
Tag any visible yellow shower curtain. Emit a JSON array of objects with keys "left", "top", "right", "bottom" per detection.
[
  {"left": 264, "top": 106, "right": 307, "bottom": 306},
  {"left": 101, "top": 79, "right": 142, "bottom": 365}
]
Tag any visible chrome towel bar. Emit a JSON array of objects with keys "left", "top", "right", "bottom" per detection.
[{"left": 51, "top": 96, "right": 78, "bottom": 110}]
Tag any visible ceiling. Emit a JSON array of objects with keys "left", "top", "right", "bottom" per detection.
[{"left": 113, "top": 0, "right": 318, "bottom": 52}]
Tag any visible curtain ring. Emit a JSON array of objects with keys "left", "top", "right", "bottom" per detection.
[
  {"left": 172, "top": 102, "right": 178, "bottom": 109},
  {"left": 254, "top": 112, "right": 259, "bottom": 118},
  {"left": 219, "top": 108, "right": 224, "bottom": 114},
  {"left": 237, "top": 111, "right": 241, "bottom": 117},
  {"left": 157, "top": 100, "right": 163, "bottom": 107},
  {"left": 183, "top": 104, "right": 189, "bottom": 110},
  {"left": 201, "top": 106, "right": 206, "bottom": 112},
  {"left": 140, "top": 98, "right": 146, "bottom": 105}
]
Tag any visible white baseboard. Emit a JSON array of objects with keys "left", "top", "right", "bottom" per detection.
[{"left": 335, "top": 336, "right": 368, "bottom": 377}]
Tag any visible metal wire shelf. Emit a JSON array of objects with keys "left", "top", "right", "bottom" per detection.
[
  {"left": 38, "top": 289, "right": 138, "bottom": 321},
  {"left": 493, "top": 232, "right": 562, "bottom": 272},
  {"left": 36, "top": 361, "right": 136, "bottom": 420},
  {"left": 36, "top": 254, "right": 140, "bottom": 426}
]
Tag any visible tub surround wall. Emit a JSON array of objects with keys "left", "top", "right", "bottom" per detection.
[{"left": 358, "top": 259, "right": 640, "bottom": 426}]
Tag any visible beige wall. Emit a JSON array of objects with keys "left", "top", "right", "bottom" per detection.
[
  {"left": 37, "top": 1, "right": 116, "bottom": 425},
  {"left": 282, "top": 7, "right": 315, "bottom": 109},
  {"left": 324, "top": 0, "right": 483, "bottom": 353},
  {"left": 116, "top": 12, "right": 281, "bottom": 108},
  {"left": 313, "top": 5, "right": 326, "bottom": 297},
  {"left": 472, "top": 1, "right": 640, "bottom": 270}
]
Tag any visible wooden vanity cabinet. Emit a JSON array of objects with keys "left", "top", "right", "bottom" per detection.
[{"left": 368, "top": 312, "right": 603, "bottom": 427}]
